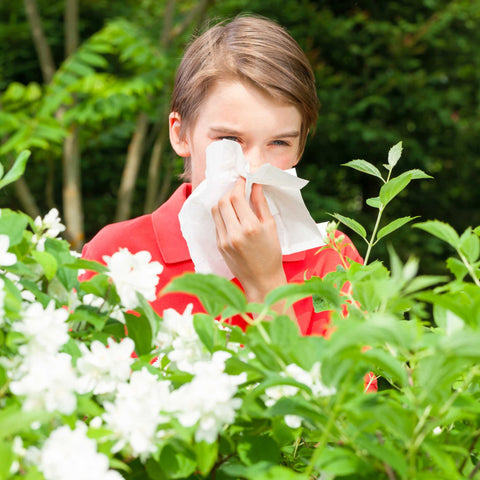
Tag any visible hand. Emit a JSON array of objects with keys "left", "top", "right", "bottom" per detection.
[{"left": 211, "top": 178, "right": 287, "bottom": 303}]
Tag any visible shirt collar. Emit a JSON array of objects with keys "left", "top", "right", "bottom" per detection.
[
  {"left": 151, "top": 183, "right": 192, "bottom": 264},
  {"left": 151, "top": 183, "right": 305, "bottom": 264}
]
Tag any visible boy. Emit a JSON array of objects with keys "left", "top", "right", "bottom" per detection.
[{"left": 82, "top": 15, "right": 362, "bottom": 335}]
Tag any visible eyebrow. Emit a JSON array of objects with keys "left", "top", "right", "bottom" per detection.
[{"left": 209, "top": 126, "right": 300, "bottom": 139}]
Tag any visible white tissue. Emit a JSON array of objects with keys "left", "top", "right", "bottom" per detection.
[{"left": 178, "top": 139, "right": 326, "bottom": 279}]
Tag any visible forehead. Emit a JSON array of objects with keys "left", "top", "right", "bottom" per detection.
[{"left": 194, "top": 79, "right": 302, "bottom": 130}]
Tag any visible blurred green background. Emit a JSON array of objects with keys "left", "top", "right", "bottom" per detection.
[{"left": 1, "top": 0, "right": 479, "bottom": 272}]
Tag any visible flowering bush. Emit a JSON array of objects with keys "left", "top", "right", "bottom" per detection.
[{"left": 1, "top": 148, "right": 480, "bottom": 479}]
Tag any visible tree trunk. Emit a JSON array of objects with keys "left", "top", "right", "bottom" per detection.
[
  {"left": 13, "top": 177, "right": 41, "bottom": 219},
  {"left": 169, "top": 0, "right": 213, "bottom": 40},
  {"left": 64, "top": 0, "right": 79, "bottom": 57},
  {"left": 62, "top": 125, "right": 84, "bottom": 249},
  {"left": 144, "top": 114, "right": 170, "bottom": 213},
  {"left": 160, "top": 0, "right": 176, "bottom": 48},
  {"left": 157, "top": 153, "right": 175, "bottom": 206},
  {"left": 115, "top": 112, "right": 149, "bottom": 222},
  {"left": 61, "top": 0, "right": 83, "bottom": 249},
  {"left": 20, "top": 0, "right": 55, "bottom": 217},
  {"left": 23, "top": 0, "right": 56, "bottom": 83},
  {"left": 142, "top": 0, "right": 214, "bottom": 212}
]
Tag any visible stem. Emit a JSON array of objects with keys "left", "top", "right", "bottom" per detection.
[
  {"left": 457, "top": 250, "right": 480, "bottom": 287},
  {"left": 364, "top": 205, "right": 384, "bottom": 265},
  {"left": 364, "top": 168, "right": 392, "bottom": 265},
  {"left": 376, "top": 432, "right": 397, "bottom": 480},
  {"left": 469, "top": 460, "right": 480, "bottom": 479},
  {"left": 460, "top": 431, "right": 480, "bottom": 473},
  {"left": 304, "top": 369, "right": 354, "bottom": 477}
]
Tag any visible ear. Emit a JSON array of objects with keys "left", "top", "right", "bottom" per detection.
[{"left": 169, "top": 112, "right": 191, "bottom": 157}]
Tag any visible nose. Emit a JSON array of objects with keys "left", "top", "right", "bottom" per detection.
[{"left": 244, "top": 146, "right": 265, "bottom": 173}]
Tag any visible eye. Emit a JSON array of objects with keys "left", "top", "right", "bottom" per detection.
[
  {"left": 219, "top": 136, "right": 240, "bottom": 142},
  {"left": 271, "top": 139, "right": 290, "bottom": 146}
]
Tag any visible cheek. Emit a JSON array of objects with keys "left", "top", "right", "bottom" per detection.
[{"left": 270, "top": 152, "right": 299, "bottom": 170}]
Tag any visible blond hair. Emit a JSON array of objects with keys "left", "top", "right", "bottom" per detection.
[{"left": 171, "top": 15, "right": 319, "bottom": 179}]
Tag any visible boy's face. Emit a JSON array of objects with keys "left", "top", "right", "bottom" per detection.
[{"left": 169, "top": 80, "right": 303, "bottom": 189}]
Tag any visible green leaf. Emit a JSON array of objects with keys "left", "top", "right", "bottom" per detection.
[
  {"left": 362, "top": 348, "right": 408, "bottom": 387},
  {"left": 31, "top": 250, "right": 58, "bottom": 280},
  {"left": 80, "top": 274, "right": 118, "bottom": 304},
  {"left": 268, "top": 396, "right": 326, "bottom": 425},
  {"left": 330, "top": 213, "right": 367, "bottom": 239},
  {"left": 155, "top": 444, "right": 196, "bottom": 479},
  {"left": 403, "top": 168, "right": 433, "bottom": 180},
  {"left": 136, "top": 292, "right": 160, "bottom": 341},
  {"left": 387, "top": 141, "right": 403, "bottom": 168},
  {"left": 459, "top": 228, "right": 480, "bottom": 263},
  {"left": 125, "top": 311, "right": 152, "bottom": 356},
  {"left": 69, "top": 306, "right": 108, "bottom": 331},
  {"left": 342, "top": 159, "right": 384, "bottom": 181},
  {"left": 414, "top": 220, "right": 460, "bottom": 248},
  {"left": 265, "top": 278, "right": 341, "bottom": 311},
  {"left": 0, "top": 150, "right": 30, "bottom": 189},
  {"left": 254, "top": 466, "right": 309, "bottom": 480},
  {"left": 379, "top": 174, "right": 411, "bottom": 206},
  {"left": 402, "top": 275, "right": 449, "bottom": 295},
  {"left": 0, "top": 209, "right": 29, "bottom": 246},
  {"left": 193, "top": 314, "right": 215, "bottom": 352},
  {"left": 237, "top": 435, "right": 281, "bottom": 466},
  {"left": 376, "top": 216, "right": 418, "bottom": 242},
  {"left": 366, "top": 196, "right": 381, "bottom": 208},
  {"left": 356, "top": 434, "right": 408, "bottom": 478},
  {"left": 194, "top": 441, "right": 218, "bottom": 475},
  {"left": 68, "top": 258, "right": 108, "bottom": 274},
  {"left": 163, "top": 273, "right": 247, "bottom": 317},
  {"left": 314, "top": 447, "right": 366, "bottom": 476},
  {"left": 0, "top": 405, "right": 54, "bottom": 439},
  {"left": 0, "top": 441, "right": 13, "bottom": 480},
  {"left": 446, "top": 257, "right": 468, "bottom": 281}
]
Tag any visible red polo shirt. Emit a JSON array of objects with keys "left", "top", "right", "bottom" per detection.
[{"left": 81, "top": 183, "right": 363, "bottom": 336}]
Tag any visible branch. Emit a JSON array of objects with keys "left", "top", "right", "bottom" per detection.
[
  {"left": 13, "top": 177, "right": 41, "bottom": 219},
  {"left": 23, "top": 0, "right": 56, "bottom": 83},
  {"left": 144, "top": 117, "right": 168, "bottom": 213},
  {"left": 115, "top": 112, "right": 149, "bottom": 222},
  {"left": 169, "top": 0, "right": 214, "bottom": 40},
  {"left": 160, "top": 0, "right": 176, "bottom": 48},
  {"left": 64, "top": 0, "right": 79, "bottom": 57}
]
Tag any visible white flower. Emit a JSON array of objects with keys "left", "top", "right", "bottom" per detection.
[
  {"left": 264, "top": 383, "right": 299, "bottom": 407},
  {"left": 13, "top": 300, "right": 69, "bottom": 355},
  {"left": 76, "top": 338, "right": 135, "bottom": 395},
  {"left": 103, "top": 368, "right": 172, "bottom": 457},
  {"left": 82, "top": 293, "right": 125, "bottom": 324},
  {"left": 9, "top": 351, "right": 77, "bottom": 414},
  {"left": 0, "top": 235, "right": 17, "bottom": 266},
  {"left": 39, "top": 422, "right": 123, "bottom": 480},
  {"left": 103, "top": 248, "right": 163, "bottom": 309},
  {"left": 264, "top": 363, "right": 335, "bottom": 426},
  {"left": 34, "top": 208, "right": 66, "bottom": 239},
  {"left": 170, "top": 351, "right": 246, "bottom": 443},
  {"left": 284, "top": 415, "right": 302, "bottom": 429},
  {"left": 156, "top": 304, "right": 210, "bottom": 373},
  {"left": 3, "top": 272, "right": 36, "bottom": 302},
  {"left": 32, "top": 208, "right": 66, "bottom": 251}
]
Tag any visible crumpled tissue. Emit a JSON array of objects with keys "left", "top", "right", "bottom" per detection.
[{"left": 178, "top": 139, "right": 326, "bottom": 279}]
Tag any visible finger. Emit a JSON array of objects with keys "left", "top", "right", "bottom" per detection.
[
  {"left": 228, "top": 178, "right": 258, "bottom": 223},
  {"left": 211, "top": 204, "right": 228, "bottom": 247},
  {"left": 250, "top": 183, "right": 272, "bottom": 221}
]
